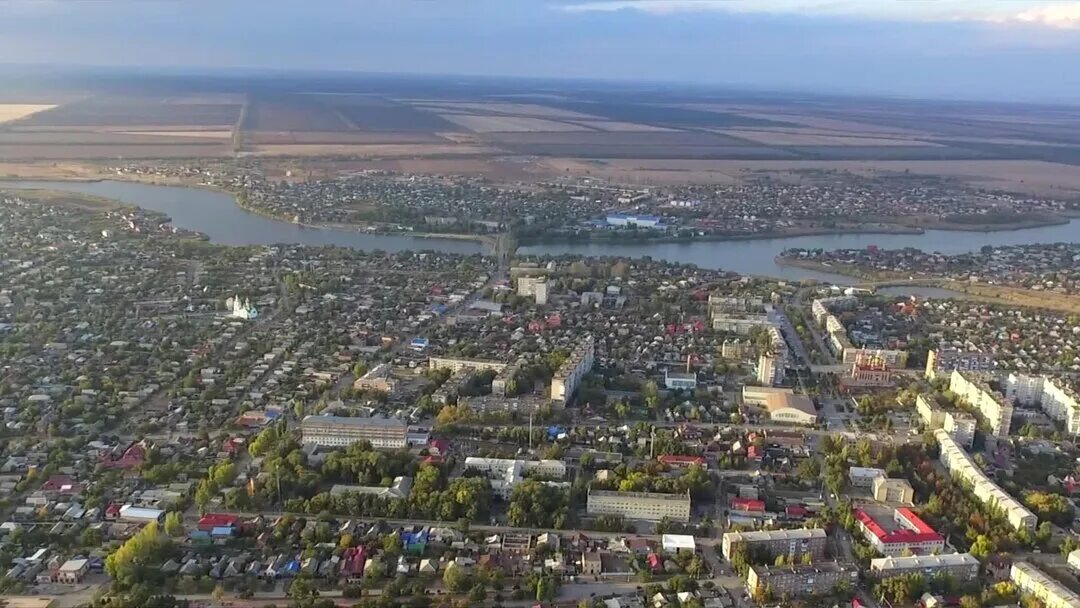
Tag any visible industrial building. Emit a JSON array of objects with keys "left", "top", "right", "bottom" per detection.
[
  {"left": 300, "top": 415, "right": 408, "bottom": 449},
  {"left": 935, "top": 429, "right": 1037, "bottom": 532},
  {"left": 742, "top": 387, "right": 816, "bottom": 426},
  {"left": 586, "top": 488, "right": 691, "bottom": 523}
]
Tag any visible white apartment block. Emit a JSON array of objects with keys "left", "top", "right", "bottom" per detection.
[
  {"left": 757, "top": 353, "right": 784, "bottom": 386},
  {"left": 935, "top": 429, "right": 1036, "bottom": 532},
  {"left": 1006, "top": 373, "right": 1080, "bottom": 436},
  {"left": 916, "top": 394, "right": 976, "bottom": 449},
  {"left": 721, "top": 528, "right": 828, "bottom": 561},
  {"left": 586, "top": 489, "right": 691, "bottom": 523},
  {"left": 1010, "top": 561, "right": 1080, "bottom": 608},
  {"left": 428, "top": 356, "right": 508, "bottom": 374},
  {"left": 870, "top": 553, "right": 979, "bottom": 582},
  {"left": 949, "top": 370, "right": 1014, "bottom": 437},
  {"left": 517, "top": 276, "right": 549, "bottom": 305},
  {"left": 550, "top": 336, "right": 594, "bottom": 406},
  {"left": 464, "top": 457, "right": 567, "bottom": 499},
  {"left": 301, "top": 415, "right": 408, "bottom": 449}
]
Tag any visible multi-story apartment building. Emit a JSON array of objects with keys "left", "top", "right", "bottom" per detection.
[
  {"left": 427, "top": 356, "right": 508, "bottom": 374},
  {"left": 840, "top": 347, "right": 908, "bottom": 367},
  {"left": 721, "top": 339, "right": 749, "bottom": 360},
  {"left": 1010, "top": 561, "right": 1080, "bottom": 608},
  {"left": 949, "top": 370, "right": 1014, "bottom": 437},
  {"left": 916, "top": 394, "right": 977, "bottom": 448},
  {"left": 720, "top": 528, "right": 828, "bottom": 562},
  {"left": 871, "top": 553, "right": 979, "bottom": 582},
  {"left": 747, "top": 562, "right": 860, "bottom": 598},
  {"left": 550, "top": 336, "right": 594, "bottom": 406},
  {"left": 1005, "top": 373, "right": 1080, "bottom": 436},
  {"left": 490, "top": 358, "right": 523, "bottom": 397},
  {"left": 924, "top": 348, "right": 993, "bottom": 380},
  {"left": 872, "top": 477, "right": 915, "bottom": 504},
  {"left": 586, "top": 488, "right": 691, "bottom": 523},
  {"left": 935, "top": 429, "right": 1037, "bottom": 532},
  {"left": 854, "top": 508, "right": 944, "bottom": 557},
  {"left": 516, "top": 276, "right": 549, "bottom": 305},
  {"left": 464, "top": 457, "right": 568, "bottom": 499},
  {"left": 757, "top": 353, "right": 783, "bottom": 386},
  {"left": 301, "top": 415, "right": 408, "bottom": 449}
]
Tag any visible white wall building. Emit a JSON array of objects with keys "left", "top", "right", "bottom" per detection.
[
  {"left": 935, "top": 429, "right": 1036, "bottom": 532},
  {"left": 1006, "top": 373, "right": 1080, "bottom": 436},
  {"left": 950, "top": 370, "right": 1014, "bottom": 437},
  {"left": 551, "top": 336, "right": 594, "bottom": 406},
  {"left": 464, "top": 457, "right": 568, "bottom": 499},
  {"left": 301, "top": 415, "right": 408, "bottom": 449}
]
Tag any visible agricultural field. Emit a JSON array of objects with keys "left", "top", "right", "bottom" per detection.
[
  {"left": 0, "top": 104, "right": 57, "bottom": 124},
  {"left": 0, "top": 74, "right": 1078, "bottom": 192},
  {"left": 12, "top": 96, "right": 241, "bottom": 127}
]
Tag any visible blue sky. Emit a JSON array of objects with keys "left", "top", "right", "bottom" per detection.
[{"left": 2, "top": 0, "right": 1080, "bottom": 101}]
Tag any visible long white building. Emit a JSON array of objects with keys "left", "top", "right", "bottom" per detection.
[
  {"left": 949, "top": 370, "right": 1014, "bottom": 437},
  {"left": 586, "top": 489, "right": 690, "bottom": 522},
  {"left": 463, "top": 457, "right": 567, "bottom": 499},
  {"left": 1011, "top": 561, "right": 1080, "bottom": 608},
  {"left": 870, "top": 553, "right": 979, "bottom": 581},
  {"left": 301, "top": 415, "right": 408, "bottom": 449},
  {"left": 935, "top": 429, "right": 1036, "bottom": 532},
  {"left": 1006, "top": 373, "right": 1080, "bottom": 436}
]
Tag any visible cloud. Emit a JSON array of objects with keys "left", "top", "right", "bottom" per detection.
[
  {"left": 555, "top": 1, "right": 844, "bottom": 15},
  {"left": 555, "top": 0, "right": 1080, "bottom": 29},
  {"left": 986, "top": 3, "right": 1080, "bottom": 29}
]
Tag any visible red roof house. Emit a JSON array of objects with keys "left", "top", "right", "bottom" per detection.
[{"left": 730, "top": 498, "right": 766, "bottom": 513}]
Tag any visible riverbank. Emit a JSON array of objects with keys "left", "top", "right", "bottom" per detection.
[
  {"left": 0, "top": 186, "right": 124, "bottom": 211},
  {"left": 0, "top": 173, "right": 499, "bottom": 249},
  {"left": 774, "top": 256, "right": 1080, "bottom": 313},
  {"left": 518, "top": 223, "right": 925, "bottom": 246}
]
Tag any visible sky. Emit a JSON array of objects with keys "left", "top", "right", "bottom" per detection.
[{"left": 2, "top": 0, "right": 1080, "bottom": 101}]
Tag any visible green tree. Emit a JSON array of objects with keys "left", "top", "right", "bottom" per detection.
[{"left": 163, "top": 511, "right": 184, "bottom": 537}]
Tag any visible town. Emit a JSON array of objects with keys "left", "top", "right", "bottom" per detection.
[
  {"left": 4, "top": 176, "right": 1080, "bottom": 608},
  {"left": 106, "top": 163, "right": 1079, "bottom": 243}
]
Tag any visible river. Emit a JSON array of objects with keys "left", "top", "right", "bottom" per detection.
[
  {"left": 0, "top": 179, "right": 487, "bottom": 255},
  {"left": 5, "top": 179, "right": 1080, "bottom": 285}
]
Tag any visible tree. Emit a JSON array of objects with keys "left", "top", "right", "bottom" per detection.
[
  {"left": 443, "top": 564, "right": 469, "bottom": 593},
  {"left": 164, "top": 512, "right": 184, "bottom": 537},
  {"left": 643, "top": 381, "right": 660, "bottom": 411},
  {"left": 105, "top": 521, "right": 174, "bottom": 590},
  {"left": 959, "top": 595, "right": 981, "bottom": 608},
  {"left": 969, "top": 535, "right": 995, "bottom": 561},
  {"left": 288, "top": 577, "right": 320, "bottom": 606}
]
